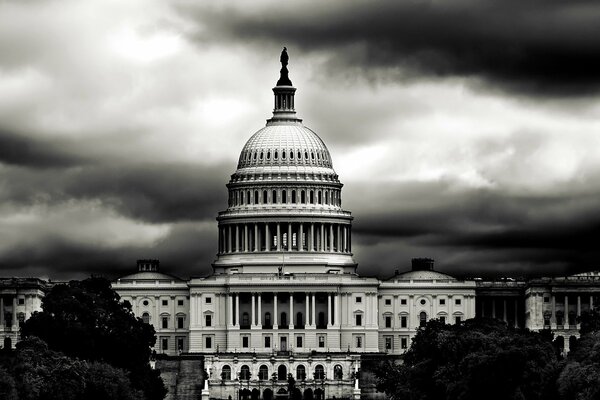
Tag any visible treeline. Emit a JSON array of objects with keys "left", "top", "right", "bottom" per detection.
[
  {"left": 376, "top": 316, "right": 600, "bottom": 400},
  {"left": 0, "top": 277, "right": 166, "bottom": 400}
]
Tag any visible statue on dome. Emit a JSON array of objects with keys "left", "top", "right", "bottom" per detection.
[
  {"left": 280, "top": 47, "right": 289, "bottom": 67},
  {"left": 277, "top": 47, "right": 292, "bottom": 86}
]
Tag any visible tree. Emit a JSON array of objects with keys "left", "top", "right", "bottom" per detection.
[
  {"left": 21, "top": 277, "right": 165, "bottom": 400},
  {"left": 376, "top": 318, "right": 560, "bottom": 400},
  {"left": 557, "top": 332, "right": 600, "bottom": 400}
]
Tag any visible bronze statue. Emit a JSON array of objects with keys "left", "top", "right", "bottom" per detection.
[{"left": 277, "top": 47, "right": 292, "bottom": 86}]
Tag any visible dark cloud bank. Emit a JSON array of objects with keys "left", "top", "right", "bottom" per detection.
[{"left": 184, "top": 0, "right": 600, "bottom": 96}]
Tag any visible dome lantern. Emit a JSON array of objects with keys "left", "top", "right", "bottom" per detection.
[{"left": 271, "top": 47, "right": 300, "bottom": 123}]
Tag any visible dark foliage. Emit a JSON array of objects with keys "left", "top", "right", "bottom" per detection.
[{"left": 21, "top": 277, "right": 166, "bottom": 400}]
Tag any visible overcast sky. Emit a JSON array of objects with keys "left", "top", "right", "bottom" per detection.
[{"left": 1, "top": 0, "right": 600, "bottom": 280}]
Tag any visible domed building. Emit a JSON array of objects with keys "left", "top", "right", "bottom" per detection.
[{"left": 112, "top": 49, "right": 477, "bottom": 400}]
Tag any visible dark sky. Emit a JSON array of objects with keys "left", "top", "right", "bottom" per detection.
[{"left": 1, "top": 0, "right": 600, "bottom": 280}]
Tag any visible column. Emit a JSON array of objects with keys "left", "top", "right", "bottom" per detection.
[
  {"left": 235, "top": 225, "right": 240, "bottom": 252},
  {"left": 265, "top": 223, "right": 270, "bottom": 251},
  {"left": 277, "top": 223, "right": 281, "bottom": 251},
  {"left": 329, "top": 224, "right": 334, "bottom": 252},
  {"left": 337, "top": 225, "right": 341, "bottom": 252},
  {"left": 577, "top": 295, "right": 581, "bottom": 321},
  {"left": 492, "top": 299, "right": 496, "bottom": 319},
  {"left": 0, "top": 297, "right": 4, "bottom": 326},
  {"left": 565, "top": 294, "right": 569, "bottom": 326},
  {"left": 503, "top": 299, "right": 507, "bottom": 322},
  {"left": 254, "top": 224, "right": 259, "bottom": 252},
  {"left": 251, "top": 293, "right": 256, "bottom": 327},
  {"left": 299, "top": 223, "right": 304, "bottom": 251},
  {"left": 289, "top": 294, "right": 294, "bottom": 329},
  {"left": 591, "top": 295, "right": 594, "bottom": 310},
  {"left": 257, "top": 294, "right": 262, "bottom": 328},
  {"left": 274, "top": 294, "right": 278, "bottom": 328},
  {"left": 244, "top": 224, "right": 249, "bottom": 252},
  {"left": 235, "top": 294, "right": 240, "bottom": 327},
  {"left": 312, "top": 293, "right": 316, "bottom": 327},
  {"left": 334, "top": 294, "right": 340, "bottom": 327},
  {"left": 227, "top": 226, "right": 232, "bottom": 253},
  {"left": 288, "top": 223, "right": 292, "bottom": 251},
  {"left": 305, "top": 293, "right": 310, "bottom": 327},
  {"left": 310, "top": 223, "right": 315, "bottom": 251},
  {"left": 514, "top": 299, "right": 518, "bottom": 328},
  {"left": 320, "top": 224, "right": 325, "bottom": 251},
  {"left": 551, "top": 295, "right": 556, "bottom": 326},
  {"left": 327, "top": 294, "right": 332, "bottom": 327}
]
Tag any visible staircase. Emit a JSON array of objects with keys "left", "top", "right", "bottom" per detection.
[{"left": 176, "top": 358, "right": 205, "bottom": 400}]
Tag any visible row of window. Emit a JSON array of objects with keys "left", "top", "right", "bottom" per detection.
[
  {"left": 159, "top": 336, "right": 186, "bottom": 352},
  {"left": 239, "top": 148, "right": 330, "bottom": 166},
  {"left": 142, "top": 313, "right": 187, "bottom": 330},
  {"left": 382, "top": 313, "right": 463, "bottom": 328},
  {"left": 230, "top": 334, "right": 327, "bottom": 350},
  {"left": 141, "top": 298, "right": 191, "bottom": 307},
  {"left": 383, "top": 297, "right": 463, "bottom": 306},
  {"left": 228, "top": 188, "right": 341, "bottom": 208},
  {"left": 221, "top": 363, "right": 343, "bottom": 381},
  {"left": 384, "top": 335, "right": 410, "bottom": 351}
]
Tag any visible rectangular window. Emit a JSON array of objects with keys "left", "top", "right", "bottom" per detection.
[
  {"left": 205, "top": 336, "right": 212, "bottom": 349},
  {"left": 18, "top": 298, "right": 25, "bottom": 305},
  {"left": 385, "top": 316, "right": 392, "bottom": 328},
  {"left": 318, "top": 336, "right": 325, "bottom": 348},
  {"left": 162, "top": 316, "right": 169, "bottom": 329},
  {"left": 439, "top": 298, "right": 446, "bottom": 305},
  {"left": 385, "top": 298, "right": 392, "bottom": 306},
  {"left": 162, "top": 299, "right": 168, "bottom": 306},
  {"left": 206, "top": 297, "right": 212, "bottom": 304},
  {"left": 544, "top": 297, "right": 550, "bottom": 303},
  {"left": 177, "top": 337, "right": 185, "bottom": 351},
  {"left": 355, "top": 314, "right": 362, "bottom": 326},
  {"left": 177, "top": 299, "right": 184, "bottom": 306},
  {"left": 177, "top": 316, "right": 185, "bottom": 329},
  {"left": 385, "top": 336, "right": 393, "bottom": 350},
  {"left": 439, "top": 316, "right": 446, "bottom": 324},
  {"left": 265, "top": 336, "right": 271, "bottom": 348},
  {"left": 401, "top": 337, "right": 408, "bottom": 349},
  {"left": 455, "top": 298, "right": 462, "bottom": 305},
  {"left": 161, "top": 337, "right": 169, "bottom": 351},
  {"left": 400, "top": 316, "right": 407, "bottom": 328},
  {"left": 205, "top": 314, "right": 212, "bottom": 327},
  {"left": 296, "top": 335, "right": 303, "bottom": 348},
  {"left": 455, "top": 316, "right": 462, "bottom": 324},
  {"left": 242, "top": 336, "right": 249, "bottom": 348},
  {"left": 356, "top": 296, "right": 362, "bottom": 303},
  {"left": 356, "top": 336, "right": 363, "bottom": 348},
  {"left": 400, "top": 298, "right": 407, "bottom": 305}
]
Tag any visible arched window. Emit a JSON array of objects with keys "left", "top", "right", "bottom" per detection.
[
  {"left": 318, "top": 191, "right": 322, "bottom": 204},
  {"left": 310, "top": 191, "right": 314, "bottom": 204},
  {"left": 142, "top": 312, "right": 150, "bottom": 324},
  {"left": 221, "top": 365, "right": 232, "bottom": 380},
  {"left": 259, "top": 365, "right": 269, "bottom": 380},
  {"left": 282, "top": 150, "right": 286, "bottom": 159},
  {"left": 301, "top": 191, "right": 306, "bottom": 204},
  {"left": 325, "top": 191, "right": 329, "bottom": 204},
  {"left": 246, "top": 191, "right": 250, "bottom": 204},
  {"left": 267, "top": 151, "right": 271, "bottom": 160},
  {"left": 263, "top": 190, "right": 268, "bottom": 204},
  {"left": 274, "top": 150, "right": 278, "bottom": 160},
  {"left": 297, "top": 151, "right": 301, "bottom": 159},
  {"left": 305, "top": 151, "right": 308, "bottom": 159},
  {"left": 282, "top": 190, "right": 287, "bottom": 204},
  {"left": 272, "top": 190, "right": 277, "bottom": 203},
  {"left": 240, "top": 191, "right": 244, "bottom": 205},
  {"left": 419, "top": 311, "right": 427, "bottom": 327},
  {"left": 242, "top": 312, "right": 250, "bottom": 327},
  {"left": 265, "top": 312, "right": 272, "bottom": 327},
  {"left": 278, "top": 365, "right": 287, "bottom": 381},
  {"left": 290, "top": 151, "right": 294, "bottom": 159},
  {"left": 314, "top": 365, "right": 325, "bottom": 380},
  {"left": 296, "top": 365, "right": 306, "bottom": 380},
  {"left": 334, "top": 365, "right": 343, "bottom": 380},
  {"left": 240, "top": 365, "right": 251, "bottom": 380},
  {"left": 291, "top": 190, "right": 296, "bottom": 203},
  {"left": 280, "top": 312, "right": 288, "bottom": 326},
  {"left": 254, "top": 191, "right": 259, "bottom": 204},
  {"left": 260, "top": 152, "right": 264, "bottom": 160},
  {"left": 253, "top": 152, "right": 257, "bottom": 160},
  {"left": 296, "top": 312, "right": 303, "bottom": 327}
]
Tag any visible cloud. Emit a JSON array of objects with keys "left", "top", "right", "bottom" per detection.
[{"left": 180, "top": 0, "right": 600, "bottom": 96}]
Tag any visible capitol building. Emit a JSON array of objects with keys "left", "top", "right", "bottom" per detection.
[{"left": 3, "top": 49, "right": 600, "bottom": 400}]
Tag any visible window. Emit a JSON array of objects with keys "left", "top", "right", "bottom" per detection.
[
  {"left": 544, "top": 296, "right": 550, "bottom": 303},
  {"left": 259, "top": 365, "right": 269, "bottom": 380},
  {"left": 400, "top": 316, "right": 407, "bottom": 328},
  {"left": 385, "top": 298, "right": 392, "bottom": 306},
  {"left": 314, "top": 365, "right": 325, "bottom": 380},
  {"left": 318, "top": 335, "right": 325, "bottom": 348},
  {"left": 221, "top": 366, "right": 232, "bottom": 380},
  {"left": 205, "top": 314, "right": 212, "bottom": 327},
  {"left": 356, "top": 296, "right": 362, "bottom": 303},
  {"left": 161, "top": 337, "right": 169, "bottom": 351},
  {"left": 162, "top": 299, "right": 168, "bottom": 306},
  {"left": 242, "top": 336, "right": 249, "bottom": 348},
  {"left": 296, "top": 365, "right": 306, "bottom": 381},
  {"left": 278, "top": 365, "right": 287, "bottom": 381},
  {"left": 280, "top": 312, "right": 288, "bottom": 326},
  {"left": 205, "top": 336, "right": 212, "bottom": 349},
  {"left": 240, "top": 365, "right": 250, "bottom": 380},
  {"left": 162, "top": 316, "right": 169, "bottom": 329},
  {"left": 400, "top": 298, "right": 407, "bottom": 305},
  {"left": 296, "top": 335, "right": 303, "bottom": 348},
  {"left": 17, "top": 313, "right": 25, "bottom": 326},
  {"left": 455, "top": 316, "right": 462, "bottom": 324},
  {"left": 264, "top": 336, "right": 271, "bottom": 348},
  {"left": 439, "top": 316, "right": 446, "bottom": 324},
  {"left": 177, "top": 299, "right": 184, "bottom": 306},
  {"left": 439, "top": 298, "right": 446, "bottom": 305},
  {"left": 356, "top": 336, "right": 363, "bottom": 348},
  {"left": 334, "top": 365, "right": 343, "bottom": 380},
  {"left": 177, "top": 316, "right": 185, "bottom": 329},
  {"left": 177, "top": 337, "right": 184, "bottom": 351},
  {"left": 401, "top": 336, "right": 408, "bottom": 349},
  {"left": 143, "top": 300, "right": 149, "bottom": 306},
  {"left": 420, "top": 299, "right": 426, "bottom": 305},
  {"left": 355, "top": 314, "right": 362, "bottom": 326},
  {"left": 206, "top": 297, "right": 212, "bottom": 304},
  {"left": 385, "top": 316, "right": 392, "bottom": 328},
  {"left": 142, "top": 312, "right": 150, "bottom": 324},
  {"left": 265, "top": 312, "right": 272, "bottom": 327},
  {"left": 385, "top": 336, "right": 393, "bottom": 350},
  {"left": 455, "top": 298, "right": 462, "bottom": 305},
  {"left": 419, "top": 312, "right": 427, "bottom": 327},
  {"left": 242, "top": 312, "right": 250, "bottom": 327},
  {"left": 18, "top": 298, "right": 25, "bottom": 305}
]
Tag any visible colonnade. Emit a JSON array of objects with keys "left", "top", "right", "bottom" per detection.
[
  {"left": 540, "top": 293, "right": 595, "bottom": 328},
  {"left": 226, "top": 292, "right": 340, "bottom": 329},
  {"left": 218, "top": 222, "right": 351, "bottom": 254}
]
